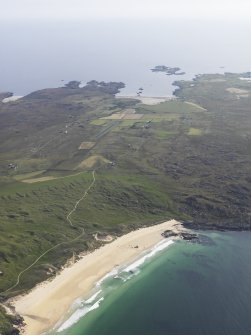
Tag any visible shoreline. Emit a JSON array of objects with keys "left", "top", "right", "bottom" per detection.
[
  {"left": 12, "top": 220, "right": 187, "bottom": 335},
  {"left": 116, "top": 95, "right": 174, "bottom": 105},
  {"left": 2, "top": 95, "right": 23, "bottom": 103}
]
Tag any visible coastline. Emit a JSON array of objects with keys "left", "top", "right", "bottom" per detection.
[
  {"left": 116, "top": 95, "right": 173, "bottom": 105},
  {"left": 12, "top": 220, "right": 186, "bottom": 335},
  {"left": 2, "top": 95, "right": 23, "bottom": 103}
]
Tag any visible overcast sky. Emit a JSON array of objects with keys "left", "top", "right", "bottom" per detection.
[{"left": 1, "top": 0, "right": 251, "bottom": 20}]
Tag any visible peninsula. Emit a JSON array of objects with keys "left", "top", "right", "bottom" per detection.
[{"left": 0, "top": 72, "right": 251, "bottom": 334}]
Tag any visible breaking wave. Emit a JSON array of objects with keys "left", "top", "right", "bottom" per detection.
[
  {"left": 55, "top": 239, "right": 174, "bottom": 333},
  {"left": 123, "top": 239, "right": 174, "bottom": 273},
  {"left": 57, "top": 297, "right": 104, "bottom": 332}
]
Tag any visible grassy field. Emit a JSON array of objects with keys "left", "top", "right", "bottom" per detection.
[
  {"left": 0, "top": 75, "right": 251, "bottom": 333},
  {"left": 188, "top": 127, "right": 203, "bottom": 136}
]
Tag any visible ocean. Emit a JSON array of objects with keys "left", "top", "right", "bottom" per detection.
[
  {"left": 48, "top": 232, "right": 251, "bottom": 335},
  {"left": 0, "top": 18, "right": 251, "bottom": 96},
  {"left": 2, "top": 17, "right": 251, "bottom": 335}
]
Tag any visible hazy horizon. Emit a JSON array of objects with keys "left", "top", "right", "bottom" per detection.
[
  {"left": 1, "top": 17, "right": 251, "bottom": 96},
  {"left": 1, "top": 0, "right": 251, "bottom": 20},
  {"left": 1, "top": 1, "right": 251, "bottom": 95}
]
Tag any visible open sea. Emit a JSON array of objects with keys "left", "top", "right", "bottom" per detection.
[
  {"left": 46, "top": 231, "right": 251, "bottom": 335},
  {"left": 1, "top": 17, "right": 251, "bottom": 335},
  {"left": 0, "top": 18, "right": 251, "bottom": 96}
]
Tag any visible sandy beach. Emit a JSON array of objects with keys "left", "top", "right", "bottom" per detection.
[
  {"left": 2, "top": 95, "right": 23, "bottom": 103},
  {"left": 116, "top": 95, "right": 172, "bottom": 105},
  {"left": 12, "top": 220, "right": 185, "bottom": 335}
]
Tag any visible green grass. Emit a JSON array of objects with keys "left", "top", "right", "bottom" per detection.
[
  {"left": 188, "top": 128, "right": 203, "bottom": 136},
  {"left": 0, "top": 169, "right": 178, "bottom": 298},
  {"left": 137, "top": 100, "right": 202, "bottom": 114},
  {"left": 154, "top": 130, "right": 178, "bottom": 139},
  {"left": 0, "top": 306, "right": 20, "bottom": 335},
  {"left": 141, "top": 114, "right": 179, "bottom": 122},
  {"left": 90, "top": 119, "right": 108, "bottom": 126},
  {"left": 13, "top": 170, "right": 46, "bottom": 181},
  {"left": 0, "top": 74, "right": 251, "bottom": 332},
  {"left": 111, "top": 120, "right": 137, "bottom": 131}
]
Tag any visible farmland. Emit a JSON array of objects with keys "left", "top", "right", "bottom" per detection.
[{"left": 0, "top": 74, "right": 251, "bottom": 332}]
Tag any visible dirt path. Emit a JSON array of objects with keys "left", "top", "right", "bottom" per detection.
[
  {"left": 2, "top": 170, "right": 96, "bottom": 295},
  {"left": 66, "top": 170, "right": 96, "bottom": 227}
]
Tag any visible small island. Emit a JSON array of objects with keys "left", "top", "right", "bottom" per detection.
[{"left": 151, "top": 65, "right": 186, "bottom": 76}]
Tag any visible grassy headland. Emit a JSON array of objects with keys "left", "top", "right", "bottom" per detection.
[{"left": 0, "top": 74, "right": 250, "bottom": 333}]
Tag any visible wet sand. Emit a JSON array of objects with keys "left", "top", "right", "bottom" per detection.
[{"left": 13, "top": 220, "right": 185, "bottom": 335}]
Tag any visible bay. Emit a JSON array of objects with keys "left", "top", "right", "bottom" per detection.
[
  {"left": 51, "top": 232, "right": 251, "bottom": 335},
  {"left": 0, "top": 19, "right": 251, "bottom": 96}
]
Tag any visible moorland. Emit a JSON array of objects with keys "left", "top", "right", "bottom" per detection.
[{"left": 0, "top": 74, "right": 250, "bottom": 334}]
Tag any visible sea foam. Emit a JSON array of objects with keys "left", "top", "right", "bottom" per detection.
[
  {"left": 57, "top": 297, "right": 104, "bottom": 332},
  {"left": 56, "top": 239, "right": 174, "bottom": 332},
  {"left": 96, "top": 268, "right": 118, "bottom": 287},
  {"left": 124, "top": 239, "right": 174, "bottom": 273},
  {"left": 85, "top": 290, "right": 102, "bottom": 304}
]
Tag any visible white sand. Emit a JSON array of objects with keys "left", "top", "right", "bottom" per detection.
[
  {"left": 13, "top": 220, "right": 185, "bottom": 335},
  {"left": 2, "top": 96, "right": 23, "bottom": 103},
  {"left": 116, "top": 95, "right": 172, "bottom": 105}
]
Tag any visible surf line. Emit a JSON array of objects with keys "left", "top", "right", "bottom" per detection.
[
  {"left": 55, "top": 237, "right": 175, "bottom": 332},
  {"left": 2, "top": 170, "right": 96, "bottom": 295}
]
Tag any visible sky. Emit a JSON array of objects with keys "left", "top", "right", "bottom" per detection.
[{"left": 1, "top": 0, "right": 251, "bottom": 20}]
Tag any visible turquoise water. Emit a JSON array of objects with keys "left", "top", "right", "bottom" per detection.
[{"left": 50, "top": 232, "right": 251, "bottom": 335}]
